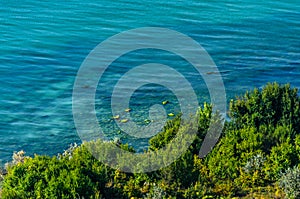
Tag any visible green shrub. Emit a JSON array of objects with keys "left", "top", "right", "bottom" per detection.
[
  {"left": 265, "top": 140, "right": 298, "bottom": 181},
  {"left": 145, "top": 184, "right": 166, "bottom": 199},
  {"left": 204, "top": 83, "right": 300, "bottom": 196},
  {"left": 149, "top": 113, "right": 182, "bottom": 151},
  {"left": 1, "top": 145, "right": 113, "bottom": 199},
  {"left": 229, "top": 83, "right": 300, "bottom": 133},
  {"left": 279, "top": 166, "right": 300, "bottom": 199},
  {"left": 1, "top": 82, "right": 300, "bottom": 199}
]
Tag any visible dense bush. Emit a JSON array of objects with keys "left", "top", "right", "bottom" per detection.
[
  {"left": 279, "top": 166, "right": 300, "bottom": 199},
  {"left": 1, "top": 145, "right": 112, "bottom": 199},
  {"left": 1, "top": 82, "right": 299, "bottom": 198}
]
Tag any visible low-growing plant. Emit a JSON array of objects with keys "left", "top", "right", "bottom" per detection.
[{"left": 279, "top": 166, "right": 300, "bottom": 199}]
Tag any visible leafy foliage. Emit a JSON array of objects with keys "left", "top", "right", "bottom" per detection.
[
  {"left": 279, "top": 166, "right": 300, "bottom": 199},
  {"left": 1, "top": 144, "right": 115, "bottom": 199},
  {"left": 1, "top": 82, "right": 299, "bottom": 198}
]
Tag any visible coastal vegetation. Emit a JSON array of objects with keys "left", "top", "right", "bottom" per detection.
[{"left": 0, "top": 82, "right": 300, "bottom": 198}]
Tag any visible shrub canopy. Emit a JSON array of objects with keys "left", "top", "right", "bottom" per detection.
[{"left": 1, "top": 82, "right": 300, "bottom": 198}]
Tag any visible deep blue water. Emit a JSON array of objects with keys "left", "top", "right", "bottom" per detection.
[{"left": 0, "top": 0, "right": 300, "bottom": 164}]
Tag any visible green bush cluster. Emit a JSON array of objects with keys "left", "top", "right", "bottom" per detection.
[
  {"left": 1, "top": 82, "right": 300, "bottom": 198},
  {"left": 1, "top": 145, "right": 112, "bottom": 199}
]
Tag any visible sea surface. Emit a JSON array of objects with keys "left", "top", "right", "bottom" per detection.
[{"left": 0, "top": 0, "right": 300, "bottom": 165}]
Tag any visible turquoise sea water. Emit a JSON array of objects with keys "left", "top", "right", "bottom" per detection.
[{"left": 0, "top": 0, "right": 300, "bottom": 164}]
